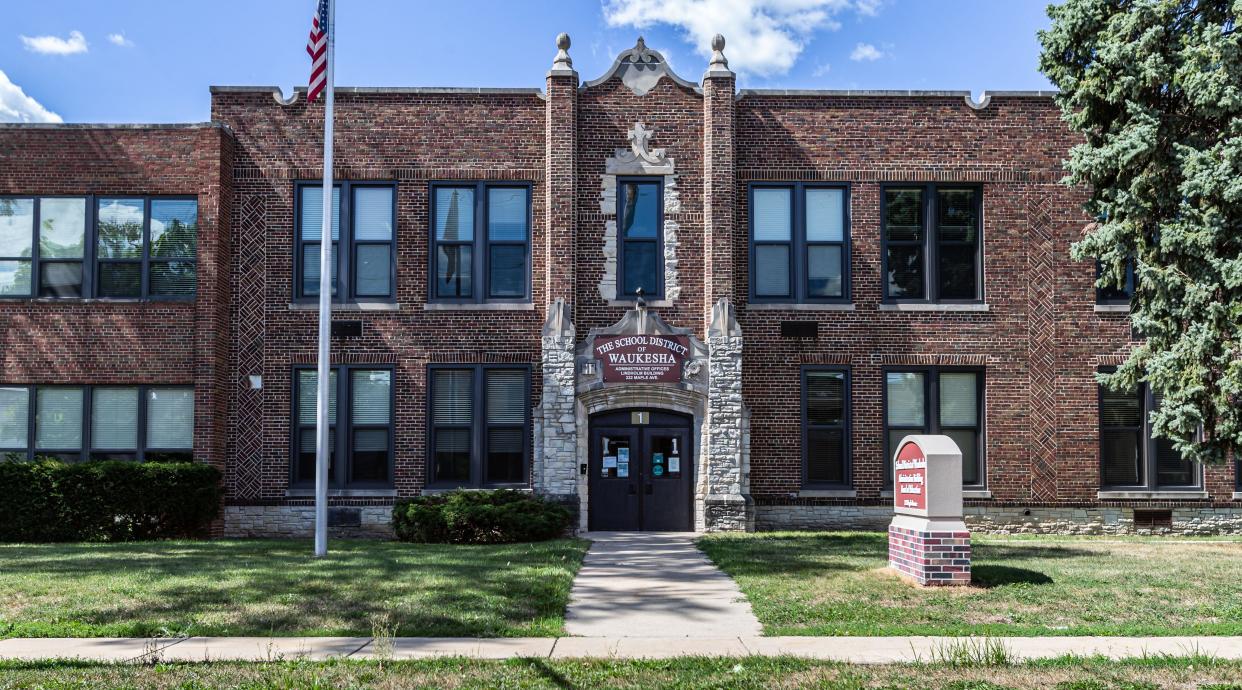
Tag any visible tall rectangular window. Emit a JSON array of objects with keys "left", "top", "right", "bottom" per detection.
[
  {"left": 882, "top": 185, "right": 982, "bottom": 302},
  {"left": 430, "top": 182, "right": 530, "bottom": 303},
  {"left": 884, "top": 368, "right": 984, "bottom": 487},
  {"left": 296, "top": 182, "right": 396, "bottom": 301},
  {"left": 0, "top": 385, "right": 193, "bottom": 462},
  {"left": 750, "top": 184, "right": 849, "bottom": 303},
  {"left": 617, "top": 178, "right": 662, "bottom": 299},
  {"left": 1099, "top": 376, "right": 1198, "bottom": 490},
  {"left": 802, "top": 368, "right": 850, "bottom": 487},
  {"left": 428, "top": 365, "right": 530, "bottom": 487},
  {"left": 1096, "top": 259, "right": 1135, "bottom": 305},
  {"left": 293, "top": 366, "right": 393, "bottom": 488},
  {"left": 0, "top": 196, "right": 196, "bottom": 300}
]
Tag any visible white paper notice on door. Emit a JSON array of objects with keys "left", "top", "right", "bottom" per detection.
[
  {"left": 668, "top": 456, "right": 680, "bottom": 473},
  {"left": 617, "top": 447, "right": 629, "bottom": 463},
  {"left": 617, "top": 461, "right": 630, "bottom": 477},
  {"left": 603, "top": 456, "right": 617, "bottom": 469}
]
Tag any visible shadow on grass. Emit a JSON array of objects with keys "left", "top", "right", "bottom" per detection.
[
  {"left": 524, "top": 658, "right": 576, "bottom": 689},
  {"left": 970, "top": 564, "right": 1054, "bottom": 588}
]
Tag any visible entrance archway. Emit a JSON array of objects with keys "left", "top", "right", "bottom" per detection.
[{"left": 587, "top": 408, "right": 693, "bottom": 531}]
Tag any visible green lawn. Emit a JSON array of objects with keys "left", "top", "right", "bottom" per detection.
[
  {"left": 0, "top": 539, "right": 589, "bottom": 639},
  {"left": 0, "top": 656, "right": 1239, "bottom": 689},
  {"left": 698, "top": 532, "right": 1242, "bottom": 637}
]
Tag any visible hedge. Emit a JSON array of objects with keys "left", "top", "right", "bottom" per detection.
[
  {"left": 0, "top": 458, "right": 222, "bottom": 542},
  {"left": 392, "top": 490, "right": 572, "bottom": 544}
]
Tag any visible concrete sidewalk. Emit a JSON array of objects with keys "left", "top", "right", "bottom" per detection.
[
  {"left": 564, "top": 531, "right": 763, "bottom": 637},
  {"left": 1, "top": 636, "right": 1240, "bottom": 663}
]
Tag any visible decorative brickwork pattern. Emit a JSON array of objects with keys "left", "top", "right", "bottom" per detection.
[
  {"left": 231, "top": 194, "right": 267, "bottom": 499},
  {"left": 888, "top": 525, "right": 972, "bottom": 586}
]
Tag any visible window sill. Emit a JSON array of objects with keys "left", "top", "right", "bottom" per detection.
[
  {"left": 963, "top": 489, "right": 992, "bottom": 499},
  {"left": 422, "top": 302, "right": 535, "bottom": 311},
  {"left": 747, "top": 303, "right": 855, "bottom": 312},
  {"left": 1094, "top": 304, "right": 1131, "bottom": 313},
  {"left": 1234, "top": 492, "right": 1242, "bottom": 501},
  {"left": 608, "top": 299, "right": 673, "bottom": 308},
  {"left": 1097, "top": 490, "right": 1209, "bottom": 500},
  {"left": 880, "top": 490, "right": 893, "bottom": 498},
  {"left": 1, "top": 297, "right": 195, "bottom": 305},
  {"left": 285, "top": 489, "right": 398, "bottom": 498},
  {"left": 797, "top": 489, "right": 857, "bottom": 498},
  {"left": 421, "top": 486, "right": 532, "bottom": 495},
  {"left": 878, "top": 303, "right": 990, "bottom": 312},
  {"left": 287, "top": 302, "right": 401, "bottom": 311}
]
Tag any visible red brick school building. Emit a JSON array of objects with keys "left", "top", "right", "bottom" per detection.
[{"left": 1, "top": 36, "right": 1238, "bottom": 536}]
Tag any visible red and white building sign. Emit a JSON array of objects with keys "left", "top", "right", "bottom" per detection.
[
  {"left": 894, "top": 440, "right": 928, "bottom": 513},
  {"left": 594, "top": 335, "right": 690, "bottom": 383}
]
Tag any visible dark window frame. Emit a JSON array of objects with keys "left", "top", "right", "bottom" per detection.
[
  {"left": 881, "top": 366, "right": 986, "bottom": 489},
  {"left": 426, "top": 363, "right": 531, "bottom": 489},
  {"left": 0, "top": 384, "right": 194, "bottom": 462},
  {"left": 427, "top": 181, "right": 532, "bottom": 304},
  {"left": 1095, "top": 259, "right": 1135, "bottom": 305},
  {"left": 748, "top": 182, "right": 852, "bottom": 304},
  {"left": 289, "top": 364, "right": 396, "bottom": 490},
  {"left": 616, "top": 176, "right": 664, "bottom": 300},
  {"left": 1097, "top": 369, "right": 1201, "bottom": 491},
  {"left": 0, "top": 194, "right": 199, "bottom": 301},
  {"left": 880, "top": 183, "right": 984, "bottom": 304},
  {"left": 294, "top": 181, "right": 399, "bottom": 303},
  {"left": 800, "top": 365, "right": 852, "bottom": 489}
]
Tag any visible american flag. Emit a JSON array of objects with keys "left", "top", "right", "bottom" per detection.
[{"left": 306, "top": 0, "right": 329, "bottom": 102}]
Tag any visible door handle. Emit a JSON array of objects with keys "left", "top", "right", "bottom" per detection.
[{"left": 645, "top": 483, "right": 654, "bottom": 495}]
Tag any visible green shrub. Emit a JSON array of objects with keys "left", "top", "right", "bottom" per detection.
[
  {"left": 0, "top": 458, "right": 221, "bottom": 542},
  {"left": 392, "top": 490, "right": 572, "bottom": 544}
]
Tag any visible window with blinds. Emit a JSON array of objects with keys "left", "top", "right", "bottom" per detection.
[
  {"left": 0, "top": 385, "right": 193, "bottom": 462},
  {"left": 750, "top": 184, "right": 849, "bottom": 303},
  {"left": 1099, "top": 378, "right": 1198, "bottom": 489},
  {"left": 296, "top": 182, "right": 395, "bottom": 301},
  {"left": 883, "top": 368, "right": 984, "bottom": 487},
  {"left": 431, "top": 182, "right": 530, "bottom": 303},
  {"left": 803, "top": 368, "right": 849, "bottom": 487},
  {"left": 429, "top": 365, "right": 529, "bottom": 487},
  {"left": 293, "top": 367, "right": 392, "bottom": 488}
]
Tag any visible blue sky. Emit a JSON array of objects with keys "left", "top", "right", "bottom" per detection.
[{"left": 1, "top": 0, "right": 1056, "bottom": 124}]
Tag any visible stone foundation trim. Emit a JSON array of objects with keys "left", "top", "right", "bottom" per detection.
[{"left": 888, "top": 525, "right": 972, "bottom": 586}]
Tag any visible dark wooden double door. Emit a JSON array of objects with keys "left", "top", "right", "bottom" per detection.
[{"left": 588, "top": 409, "right": 693, "bottom": 531}]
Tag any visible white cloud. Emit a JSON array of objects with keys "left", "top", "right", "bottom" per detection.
[
  {"left": 19, "top": 30, "right": 88, "bottom": 55},
  {"left": 603, "top": 0, "right": 880, "bottom": 77},
  {"left": 0, "top": 69, "right": 62, "bottom": 123},
  {"left": 849, "top": 42, "right": 882, "bottom": 61},
  {"left": 812, "top": 62, "right": 831, "bottom": 77},
  {"left": 107, "top": 33, "right": 134, "bottom": 47}
]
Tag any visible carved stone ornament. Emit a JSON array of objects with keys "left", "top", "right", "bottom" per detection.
[
  {"left": 618, "top": 122, "right": 666, "bottom": 166},
  {"left": 582, "top": 36, "right": 700, "bottom": 97}
]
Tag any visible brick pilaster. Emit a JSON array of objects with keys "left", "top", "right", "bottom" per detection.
[
  {"left": 702, "top": 64, "right": 736, "bottom": 330},
  {"left": 545, "top": 66, "right": 578, "bottom": 311}
]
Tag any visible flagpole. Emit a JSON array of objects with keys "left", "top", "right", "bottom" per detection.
[{"left": 313, "top": 0, "right": 335, "bottom": 558}]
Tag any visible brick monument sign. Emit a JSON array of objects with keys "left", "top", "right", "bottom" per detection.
[{"left": 887, "top": 435, "right": 971, "bottom": 586}]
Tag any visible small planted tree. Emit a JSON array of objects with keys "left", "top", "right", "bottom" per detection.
[{"left": 1039, "top": 0, "right": 1242, "bottom": 464}]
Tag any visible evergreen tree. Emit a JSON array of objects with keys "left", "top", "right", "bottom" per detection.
[{"left": 1039, "top": 0, "right": 1242, "bottom": 464}]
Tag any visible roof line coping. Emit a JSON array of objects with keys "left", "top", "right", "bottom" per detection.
[
  {"left": 0, "top": 122, "right": 230, "bottom": 131},
  {"left": 209, "top": 85, "right": 543, "bottom": 96},
  {"left": 737, "top": 88, "right": 1058, "bottom": 98}
]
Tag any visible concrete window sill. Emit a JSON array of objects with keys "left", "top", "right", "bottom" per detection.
[
  {"left": 797, "top": 489, "right": 857, "bottom": 498},
  {"left": 421, "top": 486, "right": 532, "bottom": 495},
  {"left": 963, "top": 490, "right": 993, "bottom": 499},
  {"left": 422, "top": 302, "right": 535, "bottom": 311},
  {"left": 287, "top": 302, "right": 401, "bottom": 311},
  {"left": 608, "top": 299, "right": 674, "bottom": 308},
  {"left": 285, "top": 489, "right": 398, "bottom": 498},
  {"left": 747, "top": 303, "right": 855, "bottom": 312},
  {"left": 1234, "top": 492, "right": 1242, "bottom": 501},
  {"left": 877, "top": 303, "right": 990, "bottom": 312},
  {"left": 1097, "top": 490, "right": 1209, "bottom": 500},
  {"left": 1094, "top": 304, "right": 1131, "bottom": 313}
]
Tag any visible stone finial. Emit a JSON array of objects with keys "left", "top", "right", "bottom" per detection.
[
  {"left": 705, "top": 33, "right": 734, "bottom": 78},
  {"left": 708, "top": 297, "right": 742, "bottom": 338},
  {"left": 549, "top": 32, "right": 575, "bottom": 75}
]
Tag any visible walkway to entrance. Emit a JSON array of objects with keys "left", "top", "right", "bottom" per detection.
[{"left": 564, "top": 532, "right": 762, "bottom": 638}]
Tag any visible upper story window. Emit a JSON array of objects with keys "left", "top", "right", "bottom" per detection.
[
  {"left": 430, "top": 182, "right": 530, "bottom": 303},
  {"left": 0, "top": 196, "right": 197, "bottom": 299},
  {"left": 617, "top": 178, "right": 663, "bottom": 299},
  {"left": 428, "top": 364, "right": 530, "bottom": 488},
  {"left": 1099, "top": 376, "right": 1198, "bottom": 490},
  {"left": 292, "top": 366, "right": 394, "bottom": 488},
  {"left": 884, "top": 368, "right": 985, "bottom": 488},
  {"left": 0, "top": 384, "right": 194, "bottom": 462},
  {"left": 802, "top": 367, "right": 851, "bottom": 488},
  {"left": 750, "top": 184, "right": 849, "bottom": 303},
  {"left": 1096, "top": 260, "right": 1135, "bottom": 305},
  {"left": 296, "top": 182, "right": 396, "bottom": 302},
  {"left": 882, "top": 185, "right": 982, "bottom": 303}
]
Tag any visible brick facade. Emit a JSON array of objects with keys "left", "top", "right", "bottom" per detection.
[{"left": 1, "top": 37, "right": 1237, "bottom": 536}]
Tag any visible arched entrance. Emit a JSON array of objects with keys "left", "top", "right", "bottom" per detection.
[{"left": 587, "top": 408, "right": 694, "bottom": 531}]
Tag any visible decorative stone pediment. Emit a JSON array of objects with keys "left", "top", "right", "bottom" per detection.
[
  {"left": 583, "top": 37, "right": 700, "bottom": 97},
  {"left": 575, "top": 303, "right": 709, "bottom": 393}
]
